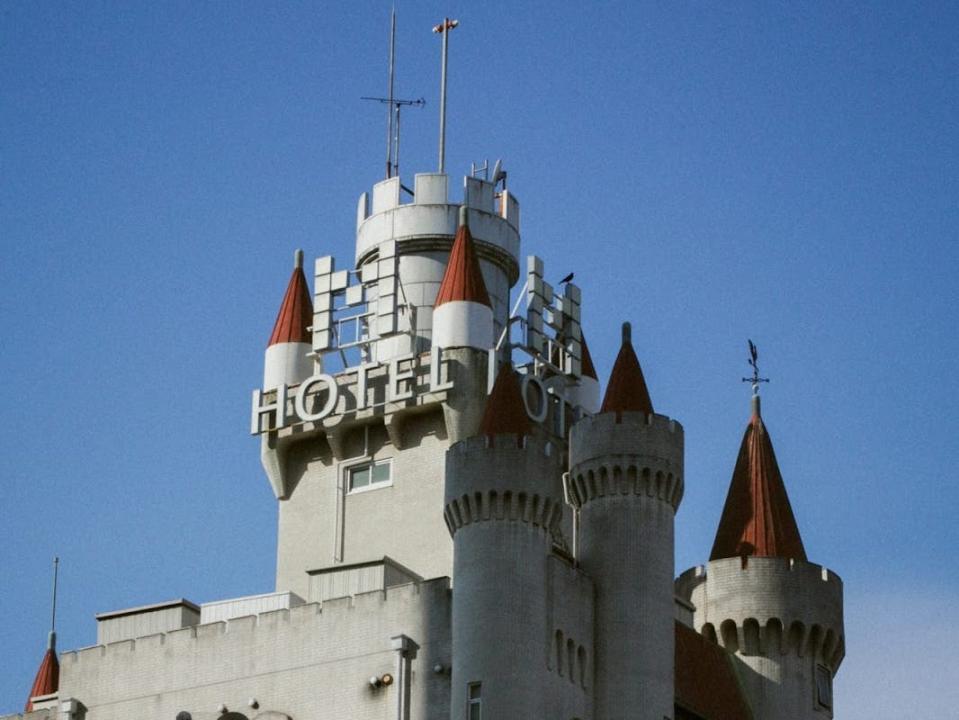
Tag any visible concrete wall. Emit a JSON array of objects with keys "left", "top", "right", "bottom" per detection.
[
  {"left": 96, "top": 601, "right": 199, "bottom": 645},
  {"left": 275, "top": 411, "right": 453, "bottom": 599},
  {"left": 59, "top": 580, "right": 452, "bottom": 720}
]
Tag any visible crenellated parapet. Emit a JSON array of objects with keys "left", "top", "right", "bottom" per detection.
[
  {"left": 568, "top": 412, "right": 684, "bottom": 512},
  {"left": 677, "top": 557, "right": 845, "bottom": 673},
  {"left": 58, "top": 579, "right": 452, "bottom": 720},
  {"left": 443, "top": 433, "right": 565, "bottom": 540}
]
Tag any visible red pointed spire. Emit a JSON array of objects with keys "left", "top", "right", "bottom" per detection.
[
  {"left": 24, "top": 648, "right": 58, "bottom": 711},
  {"left": 435, "top": 209, "right": 491, "bottom": 308},
  {"left": 479, "top": 365, "right": 531, "bottom": 445},
  {"left": 581, "top": 334, "right": 598, "bottom": 380},
  {"left": 267, "top": 249, "right": 313, "bottom": 347},
  {"left": 599, "top": 322, "right": 653, "bottom": 418},
  {"left": 710, "top": 397, "right": 807, "bottom": 561}
]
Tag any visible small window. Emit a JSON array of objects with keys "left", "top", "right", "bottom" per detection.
[
  {"left": 348, "top": 459, "right": 392, "bottom": 493},
  {"left": 467, "top": 681, "right": 482, "bottom": 720},
  {"left": 815, "top": 664, "right": 833, "bottom": 709}
]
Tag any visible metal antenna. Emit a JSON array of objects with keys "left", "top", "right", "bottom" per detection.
[
  {"left": 385, "top": 7, "right": 396, "bottom": 178},
  {"left": 361, "top": 97, "right": 426, "bottom": 180},
  {"left": 432, "top": 17, "right": 458, "bottom": 173},
  {"left": 49, "top": 556, "right": 59, "bottom": 650},
  {"left": 363, "top": 9, "right": 425, "bottom": 180},
  {"left": 742, "top": 339, "right": 770, "bottom": 396}
]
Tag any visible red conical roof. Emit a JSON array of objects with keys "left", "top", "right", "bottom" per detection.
[
  {"left": 710, "top": 401, "right": 807, "bottom": 561},
  {"left": 24, "top": 648, "right": 58, "bottom": 711},
  {"left": 435, "top": 218, "right": 491, "bottom": 308},
  {"left": 267, "top": 252, "right": 313, "bottom": 347},
  {"left": 479, "top": 365, "right": 531, "bottom": 445},
  {"left": 599, "top": 323, "right": 653, "bottom": 418},
  {"left": 581, "top": 334, "right": 598, "bottom": 380}
]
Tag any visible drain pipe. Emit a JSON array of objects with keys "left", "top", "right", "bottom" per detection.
[{"left": 390, "top": 634, "right": 420, "bottom": 720}]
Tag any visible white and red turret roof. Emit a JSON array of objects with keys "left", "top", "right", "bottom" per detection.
[
  {"left": 479, "top": 365, "right": 531, "bottom": 445},
  {"left": 268, "top": 250, "right": 313, "bottom": 347},
  {"left": 435, "top": 214, "right": 491, "bottom": 309},
  {"left": 599, "top": 323, "right": 653, "bottom": 418},
  {"left": 24, "top": 646, "right": 58, "bottom": 712},
  {"left": 710, "top": 396, "right": 807, "bottom": 561}
]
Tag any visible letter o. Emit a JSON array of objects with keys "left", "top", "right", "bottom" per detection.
[
  {"left": 295, "top": 374, "right": 339, "bottom": 422},
  {"left": 521, "top": 375, "right": 548, "bottom": 423}
]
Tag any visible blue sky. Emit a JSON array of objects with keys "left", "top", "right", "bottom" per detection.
[{"left": 2, "top": 2, "right": 957, "bottom": 715}]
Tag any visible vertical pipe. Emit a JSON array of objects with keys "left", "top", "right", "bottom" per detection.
[
  {"left": 49, "top": 556, "right": 59, "bottom": 650},
  {"left": 437, "top": 19, "right": 449, "bottom": 173},
  {"left": 394, "top": 104, "right": 402, "bottom": 178}
]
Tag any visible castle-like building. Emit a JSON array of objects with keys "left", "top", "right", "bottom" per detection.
[{"left": 8, "top": 153, "right": 844, "bottom": 720}]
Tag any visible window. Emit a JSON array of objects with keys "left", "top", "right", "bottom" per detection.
[
  {"left": 348, "top": 459, "right": 392, "bottom": 493},
  {"left": 467, "top": 682, "right": 482, "bottom": 720},
  {"left": 815, "top": 665, "right": 833, "bottom": 710}
]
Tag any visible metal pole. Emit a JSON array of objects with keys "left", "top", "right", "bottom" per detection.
[
  {"left": 394, "top": 104, "right": 402, "bottom": 177},
  {"left": 434, "top": 18, "right": 457, "bottom": 173},
  {"left": 386, "top": 8, "right": 396, "bottom": 178},
  {"left": 49, "top": 556, "right": 59, "bottom": 650},
  {"left": 438, "top": 20, "right": 448, "bottom": 173}
]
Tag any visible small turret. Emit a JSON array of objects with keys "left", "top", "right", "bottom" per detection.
[
  {"left": 432, "top": 206, "right": 494, "bottom": 351},
  {"left": 444, "top": 364, "right": 567, "bottom": 718},
  {"left": 568, "top": 323, "right": 683, "bottom": 720},
  {"left": 710, "top": 393, "right": 806, "bottom": 562},
  {"left": 263, "top": 249, "right": 313, "bottom": 390},
  {"left": 678, "top": 390, "right": 844, "bottom": 720}
]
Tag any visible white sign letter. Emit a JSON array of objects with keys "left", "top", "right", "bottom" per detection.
[{"left": 295, "top": 374, "right": 340, "bottom": 422}]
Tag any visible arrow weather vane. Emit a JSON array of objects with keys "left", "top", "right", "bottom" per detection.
[{"left": 742, "top": 339, "right": 770, "bottom": 395}]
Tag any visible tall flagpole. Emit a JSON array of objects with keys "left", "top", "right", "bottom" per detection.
[
  {"left": 433, "top": 18, "right": 458, "bottom": 173},
  {"left": 386, "top": 8, "right": 396, "bottom": 178},
  {"left": 49, "top": 556, "right": 59, "bottom": 650}
]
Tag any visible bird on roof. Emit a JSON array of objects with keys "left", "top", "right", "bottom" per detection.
[{"left": 559, "top": 272, "right": 574, "bottom": 284}]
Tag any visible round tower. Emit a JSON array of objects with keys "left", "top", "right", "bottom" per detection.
[
  {"left": 354, "top": 173, "right": 520, "bottom": 361},
  {"left": 444, "top": 365, "right": 565, "bottom": 719},
  {"left": 676, "top": 393, "right": 845, "bottom": 719},
  {"left": 262, "top": 249, "right": 313, "bottom": 390},
  {"left": 567, "top": 323, "right": 684, "bottom": 720}
]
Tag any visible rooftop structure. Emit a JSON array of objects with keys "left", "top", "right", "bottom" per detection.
[{"left": 6, "top": 17, "right": 845, "bottom": 720}]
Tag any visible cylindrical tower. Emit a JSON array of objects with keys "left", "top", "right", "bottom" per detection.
[
  {"left": 354, "top": 173, "right": 520, "bottom": 362},
  {"left": 444, "top": 367, "right": 565, "bottom": 719},
  {"left": 567, "top": 324, "right": 684, "bottom": 720},
  {"left": 676, "top": 393, "right": 845, "bottom": 719}
]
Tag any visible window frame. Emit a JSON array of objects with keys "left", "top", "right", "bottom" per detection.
[
  {"left": 346, "top": 457, "right": 393, "bottom": 495},
  {"left": 466, "top": 681, "right": 482, "bottom": 720},
  {"left": 815, "top": 664, "right": 833, "bottom": 710}
]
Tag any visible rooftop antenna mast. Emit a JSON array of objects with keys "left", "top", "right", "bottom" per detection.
[
  {"left": 363, "top": 9, "right": 425, "bottom": 181},
  {"left": 432, "top": 17, "right": 458, "bottom": 173},
  {"left": 48, "top": 556, "right": 59, "bottom": 651}
]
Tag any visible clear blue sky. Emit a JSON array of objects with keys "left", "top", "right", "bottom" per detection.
[{"left": 2, "top": 2, "right": 957, "bottom": 715}]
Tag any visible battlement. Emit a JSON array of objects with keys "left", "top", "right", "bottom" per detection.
[
  {"left": 444, "top": 433, "right": 565, "bottom": 539},
  {"left": 567, "top": 412, "right": 684, "bottom": 511},
  {"left": 355, "top": 173, "right": 520, "bottom": 283},
  {"left": 678, "top": 557, "right": 845, "bottom": 672},
  {"left": 63, "top": 578, "right": 449, "bottom": 669}
]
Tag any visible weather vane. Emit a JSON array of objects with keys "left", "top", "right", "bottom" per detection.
[{"left": 742, "top": 339, "right": 770, "bottom": 395}]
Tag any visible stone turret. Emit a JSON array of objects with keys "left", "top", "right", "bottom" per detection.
[
  {"left": 676, "top": 393, "right": 845, "bottom": 719},
  {"left": 567, "top": 323, "right": 684, "bottom": 720},
  {"left": 444, "top": 365, "right": 566, "bottom": 719}
]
